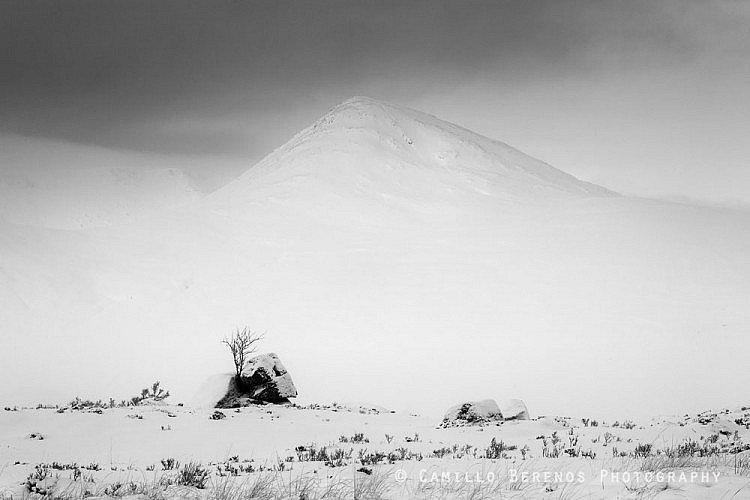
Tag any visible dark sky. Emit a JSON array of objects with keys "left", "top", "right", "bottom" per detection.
[{"left": 1, "top": 0, "right": 749, "bottom": 203}]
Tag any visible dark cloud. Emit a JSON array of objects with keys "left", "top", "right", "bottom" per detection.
[{"left": 0, "top": 0, "right": 747, "bottom": 158}]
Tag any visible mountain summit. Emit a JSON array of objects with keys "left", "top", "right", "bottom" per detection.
[{"left": 211, "top": 97, "right": 613, "bottom": 209}]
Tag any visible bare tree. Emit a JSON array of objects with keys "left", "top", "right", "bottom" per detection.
[{"left": 222, "top": 327, "right": 264, "bottom": 378}]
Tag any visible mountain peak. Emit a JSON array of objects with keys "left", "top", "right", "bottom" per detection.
[
  {"left": 211, "top": 98, "right": 615, "bottom": 208},
  {"left": 339, "top": 95, "right": 384, "bottom": 107},
  {"left": 309, "top": 95, "right": 414, "bottom": 134},
  {"left": 331, "top": 95, "right": 393, "bottom": 113}
]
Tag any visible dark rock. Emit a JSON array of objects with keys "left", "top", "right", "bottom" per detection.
[{"left": 215, "top": 353, "right": 297, "bottom": 408}]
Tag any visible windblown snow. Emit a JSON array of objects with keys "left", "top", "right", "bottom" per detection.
[{"left": 1, "top": 97, "right": 748, "bottom": 420}]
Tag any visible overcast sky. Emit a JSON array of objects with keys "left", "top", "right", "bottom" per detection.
[{"left": 1, "top": 0, "right": 749, "bottom": 204}]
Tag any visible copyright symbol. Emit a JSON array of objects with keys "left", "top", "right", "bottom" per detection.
[{"left": 394, "top": 469, "right": 407, "bottom": 482}]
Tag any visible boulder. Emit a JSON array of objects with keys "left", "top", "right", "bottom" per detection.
[
  {"left": 216, "top": 353, "right": 297, "bottom": 407},
  {"left": 441, "top": 399, "right": 504, "bottom": 426},
  {"left": 440, "top": 398, "right": 530, "bottom": 427},
  {"left": 241, "top": 353, "right": 297, "bottom": 401},
  {"left": 498, "top": 399, "right": 530, "bottom": 420}
]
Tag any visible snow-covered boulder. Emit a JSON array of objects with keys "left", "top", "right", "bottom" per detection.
[
  {"left": 498, "top": 399, "right": 530, "bottom": 420},
  {"left": 216, "top": 353, "right": 297, "bottom": 407},
  {"left": 441, "top": 399, "right": 504, "bottom": 427},
  {"left": 440, "top": 398, "right": 530, "bottom": 427},
  {"left": 241, "top": 353, "right": 297, "bottom": 399}
]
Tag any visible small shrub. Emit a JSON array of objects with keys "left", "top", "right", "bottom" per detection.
[
  {"left": 485, "top": 437, "right": 517, "bottom": 459},
  {"left": 581, "top": 449, "right": 597, "bottom": 459},
  {"left": 136, "top": 381, "right": 170, "bottom": 404},
  {"left": 633, "top": 443, "right": 653, "bottom": 457},
  {"left": 177, "top": 461, "right": 210, "bottom": 489},
  {"left": 294, "top": 443, "right": 340, "bottom": 463},
  {"left": 24, "top": 465, "right": 55, "bottom": 495},
  {"left": 340, "top": 432, "right": 369, "bottom": 443},
  {"left": 622, "top": 420, "right": 637, "bottom": 430},
  {"left": 359, "top": 450, "right": 388, "bottom": 466},
  {"left": 325, "top": 448, "right": 351, "bottom": 467},
  {"left": 161, "top": 457, "right": 180, "bottom": 470}
]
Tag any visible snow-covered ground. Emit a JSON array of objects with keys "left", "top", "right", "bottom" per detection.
[{"left": 1, "top": 402, "right": 750, "bottom": 499}]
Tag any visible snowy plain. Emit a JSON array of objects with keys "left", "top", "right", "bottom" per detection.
[{"left": 1, "top": 97, "right": 749, "bottom": 498}]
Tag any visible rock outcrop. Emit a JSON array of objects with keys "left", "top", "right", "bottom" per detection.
[
  {"left": 216, "top": 353, "right": 297, "bottom": 407},
  {"left": 441, "top": 398, "right": 529, "bottom": 427},
  {"left": 441, "top": 399, "right": 504, "bottom": 426}
]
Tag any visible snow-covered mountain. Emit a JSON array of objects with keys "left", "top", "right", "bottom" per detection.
[
  {"left": 0, "top": 134, "right": 206, "bottom": 229},
  {"left": 211, "top": 96, "right": 612, "bottom": 208},
  {"left": 1, "top": 98, "right": 748, "bottom": 420}
]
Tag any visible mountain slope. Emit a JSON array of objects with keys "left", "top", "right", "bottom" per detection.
[
  {"left": 0, "top": 98, "right": 748, "bottom": 420},
  {"left": 210, "top": 97, "right": 612, "bottom": 211},
  {"left": 0, "top": 134, "right": 203, "bottom": 229}
]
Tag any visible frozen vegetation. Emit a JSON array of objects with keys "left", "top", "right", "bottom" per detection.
[{"left": 2, "top": 395, "right": 750, "bottom": 499}]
